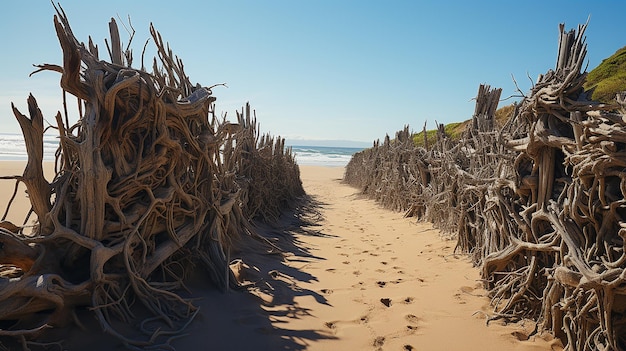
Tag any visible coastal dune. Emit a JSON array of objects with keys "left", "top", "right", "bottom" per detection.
[{"left": 0, "top": 161, "right": 562, "bottom": 350}]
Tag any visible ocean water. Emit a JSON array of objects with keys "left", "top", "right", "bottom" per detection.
[
  {"left": 0, "top": 133, "right": 59, "bottom": 161},
  {"left": 289, "top": 145, "right": 364, "bottom": 167},
  {"left": 0, "top": 134, "right": 364, "bottom": 167}
]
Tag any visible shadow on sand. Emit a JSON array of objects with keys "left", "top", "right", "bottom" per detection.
[
  {"left": 173, "top": 195, "right": 336, "bottom": 351},
  {"left": 22, "top": 196, "right": 333, "bottom": 351}
]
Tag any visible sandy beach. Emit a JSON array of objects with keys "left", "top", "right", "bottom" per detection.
[
  {"left": 260, "top": 166, "right": 562, "bottom": 351},
  {"left": 0, "top": 162, "right": 562, "bottom": 350},
  {"left": 0, "top": 161, "right": 48, "bottom": 227}
]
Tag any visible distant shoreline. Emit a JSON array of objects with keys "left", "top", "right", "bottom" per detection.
[
  {"left": 0, "top": 134, "right": 365, "bottom": 167},
  {"left": 0, "top": 134, "right": 370, "bottom": 164},
  {"left": 285, "top": 139, "right": 371, "bottom": 148}
]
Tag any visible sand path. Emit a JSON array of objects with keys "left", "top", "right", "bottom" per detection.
[
  {"left": 262, "top": 166, "right": 562, "bottom": 351},
  {"left": 152, "top": 165, "right": 562, "bottom": 350}
]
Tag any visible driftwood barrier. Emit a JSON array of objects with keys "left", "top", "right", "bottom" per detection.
[
  {"left": 345, "top": 23, "right": 626, "bottom": 351},
  {"left": 0, "top": 5, "right": 303, "bottom": 349}
]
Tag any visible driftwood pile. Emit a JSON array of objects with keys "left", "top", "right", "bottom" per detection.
[
  {"left": 345, "top": 23, "right": 626, "bottom": 351},
  {"left": 0, "top": 6, "right": 303, "bottom": 349}
]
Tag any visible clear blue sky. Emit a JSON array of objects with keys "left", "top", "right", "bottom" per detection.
[{"left": 1, "top": 1, "right": 625, "bottom": 145}]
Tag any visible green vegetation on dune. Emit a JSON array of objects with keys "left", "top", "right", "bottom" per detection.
[
  {"left": 445, "top": 121, "right": 467, "bottom": 139},
  {"left": 584, "top": 46, "right": 626, "bottom": 103},
  {"left": 412, "top": 121, "right": 467, "bottom": 147},
  {"left": 411, "top": 104, "right": 514, "bottom": 148},
  {"left": 494, "top": 103, "right": 515, "bottom": 126}
]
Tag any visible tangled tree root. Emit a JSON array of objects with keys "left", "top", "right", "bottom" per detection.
[
  {"left": 345, "top": 22, "right": 626, "bottom": 351},
  {"left": 0, "top": 4, "right": 304, "bottom": 349}
]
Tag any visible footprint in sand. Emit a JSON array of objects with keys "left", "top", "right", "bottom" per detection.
[
  {"left": 376, "top": 281, "right": 386, "bottom": 288},
  {"left": 404, "top": 345, "right": 415, "bottom": 351},
  {"left": 405, "top": 314, "right": 419, "bottom": 324},
  {"left": 352, "top": 281, "right": 365, "bottom": 290},
  {"left": 406, "top": 325, "right": 418, "bottom": 332},
  {"left": 373, "top": 336, "right": 385, "bottom": 347},
  {"left": 405, "top": 321, "right": 419, "bottom": 334},
  {"left": 320, "top": 288, "right": 333, "bottom": 295},
  {"left": 380, "top": 261, "right": 388, "bottom": 265},
  {"left": 324, "top": 321, "right": 337, "bottom": 330},
  {"left": 325, "top": 268, "right": 336, "bottom": 273},
  {"left": 403, "top": 297, "right": 414, "bottom": 304},
  {"left": 455, "top": 285, "right": 482, "bottom": 304},
  {"left": 342, "top": 261, "right": 350, "bottom": 265},
  {"left": 353, "top": 270, "right": 362, "bottom": 276},
  {"left": 454, "top": 292, "right": 467, "bottom": 304},
  {"left": 380, "top": 298, "right": 392, "bottom": 307}
]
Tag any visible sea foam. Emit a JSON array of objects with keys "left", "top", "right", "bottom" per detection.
[
  {"left": 0, "top": 133, "right": 59, "bottom": 161},
  {"left": 290, "top": 146, "right": 363, "bottom": 167}
]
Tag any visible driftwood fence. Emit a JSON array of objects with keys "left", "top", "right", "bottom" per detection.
[
  {"left": 0, "top": 6, "right": 303, "bottom": 349},
  {"left": 345, "top": 23, "right": 626, "bottom": 351}
]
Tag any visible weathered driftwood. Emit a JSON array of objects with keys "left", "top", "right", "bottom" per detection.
[
  {"left": 0, "top": 5, "right": 303, "bottom": 349},
  {"left": 483, "top": 23, "right": 626, "bottom": 351},
  {"left": 344, "top": 84, "right": 503, "bottom": 237},
  {"left": 345, "top": 22, "right": 626, "bottom": 351}
]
